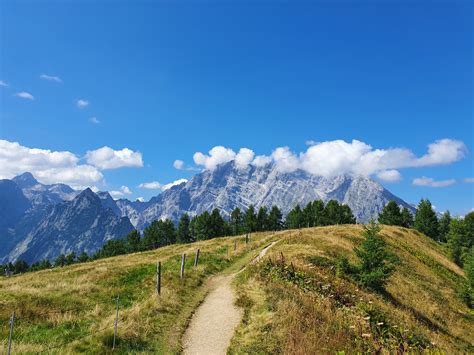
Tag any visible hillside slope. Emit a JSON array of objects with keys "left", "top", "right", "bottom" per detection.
[
  {"left": 0, "top": 226, "right": 471, "bottom": 353},
  {"left": 230, "top": 226, "right": 473, "bottom": 353}
]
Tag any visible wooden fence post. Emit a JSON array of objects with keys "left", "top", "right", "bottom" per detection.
[
  {"left": 180, "top": 254, "right": 186, "bottom": 279},
  {"left": 245, "top": 234, "right": 248, "bottom": 244},
  {"left": 113, "top": 296, "right": 119, "bottom": 349},
  {"left": 7, "top": 311, "right": 15, "bottom": 355},
  {"left": 156, "top": 261, "right": 161, "bottom": 296},
  {"left": 234, "top": 240, "right": 237, "bottom": 251},
  {"left": 194, "top": 249, "right": 200, "bottom": 267}
]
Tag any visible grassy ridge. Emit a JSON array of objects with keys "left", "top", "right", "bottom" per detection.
[
  {"left": 229, "top": 225, "right": 473, "bottom": 353},
  {"left": 0, "top": 232, "right": 275, "bottom": 354}
]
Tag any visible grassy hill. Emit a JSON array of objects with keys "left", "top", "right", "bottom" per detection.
[
  {"left": 230, "top": 225, "right": 473, "bottom": 353},
  {"left": 1, "top": 225, "right": 472, "bottom": 353}
]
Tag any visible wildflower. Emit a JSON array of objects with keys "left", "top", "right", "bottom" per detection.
[
  {"left": 361, "top": 333, "right": 371, "bottom": 338},
  {"left": 377, "top": 322, "right": 384, "bottom": 326}
]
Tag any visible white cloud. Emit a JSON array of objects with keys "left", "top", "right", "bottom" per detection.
[
  {"left": 190, "top": 138, "right": 466, "bottom": 179},
  {"left": 252, "top": 155, "right": 272, "bottom": 167},
  {"left": 464, "top": 178, "right": 474, "bottom": 183},
  {"left": 412, "top": 177, "right": 456, "bottom": 187},
  {"left": 89, "top": 117, "right": 100, "bottom": 124},
  {"left": 0, "top": 80, "right": 8, "bottom": 87},
  {"left": 86, "top": 146, "right": 143, "bottom": 170},
  {"left": 376, "top": 170, "right": 402, "bottom": 182},
  {"left": 173, "top": 159, "right": 184, "bottom": 170},
  {"left": 235, "top": 148, "right": 255, "bottom": 169},
  {"left": 109, "top": 190, "right": 124, "bottom": 199},
  {"left": 138, "top": 181, "right": 162, "bottom": 190},
  {"left": 76, "top": 99, "right": 89, "bottom": 108},
  {"left": 15, "top": 92, "right": 34, "bottom": 100},
  {"left": 120, "top": 185, "right": 132, "bottom": 194},
  {"left": 193, "top": 146, "right": 236, "bottom": 170},
  {"left": 162, "top": 178, "right": 188, "bottom": 191},
  {"left": 39, "top": 74, "right": 62, "bottom": 83},
  {"left": 0, "top": 139, "right": 103, "bottom": 188}
]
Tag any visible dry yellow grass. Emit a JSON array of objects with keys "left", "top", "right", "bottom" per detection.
[
  {"left": 230, "top": 225, "right": 473, "bottom": 354},
  {"left": 0, "top": 232, "right": 275, "bottom": 354}
]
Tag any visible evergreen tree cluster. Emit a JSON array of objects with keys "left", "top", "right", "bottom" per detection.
[
  {"left": 377, "top": 201, "right": 413, "bottom": 228},
  {"left": 1, "top": 199, "right": 357, "bottom": 276}
]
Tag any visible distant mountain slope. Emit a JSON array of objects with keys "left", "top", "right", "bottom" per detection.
[
  {"left": 6, "top": 188, "right": 134, "bottom": 263},
  {"left": 122, "top": 161, "right": 414, "bottom": 230}
]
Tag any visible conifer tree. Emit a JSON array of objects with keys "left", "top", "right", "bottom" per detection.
[
  {"left": 230, "top": 207, "right": 243, "bottom": 235},
  {"left": 177, "top": 213, "right": 192, "bottom": 243},
  {"left": 438, "top": 211, "right": 452, "bottom": 243},
  {"left": 400, "top": 207, "right": 414, "bottom": 228},
  {"left": 243, "top": 205, "right": 257, "bottom": 233},
  {"left": 267, "top": 206, "right": 283, "bottom": 231},
  {"left": 378, "top": 201, "right": 402, "bottom": 226},
  {"left": 354, "top": 221, "right": 395, "bottom": 291},
  {"left": 286, "top": 205, "right": 304, "bottom": 229},
  {"left": 414, "top": 199, "right": 439, "bottom": 240},
  {"left": 256, "top": 206, "right": 269, "bottom": 231}
]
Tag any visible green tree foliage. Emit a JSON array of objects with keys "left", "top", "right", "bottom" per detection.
[
  {"left": 460, "top": 248, "right": 474, "bottom": 308},
  {"left": 267, "top": 206, "right": 283, "bottom": 231},
  {"left": 177, "top": 213, "right": 192, "bottom": 243},
  {"left": 400, "top": 207, "right": 414, "bottom": 228},
  {"left": 142, "top": 219, "right": 176, "bottom": 249},
  {"left": 30, "top": 259, "right": 51, "bottom": 271},
  {"left": 286, "top": 204, "right": 304, "bottom": 229},
  {"left": 124, "top": 230, "right": 142, "bottom": 252},
  {"left": 448, "top": 218, "right": 469, "bottom": 266},
  {"left": 230, "top": 207, "right": 243, "bottom": 235},
  {"left": 438, "top": 211, "right": 452, "bottom": 243},
  {"left": 243, "top": 205, "right": 257, "bottom": 233},
  {"left": 54, "top": 254, "right": 67, "bottom": 267},
  {"left": 210, "top": 208, "right": 227, "bottom": 238},
  {"left": 414, "top": 199, "right": 439, "bottom": 240},
  {"left": 256, "top": 206, "right": 269, "bottom": 231},
  {"left": 323, "top": 200, "right": 356, "bottom": 225},
  {"left": 13, "top": 259, "right": 29, "bottom": 273},
  {"left": 77, "top": 252, "right": 90, "bottom": 263},
  {"left": 378, "top": 201, "right": 403, "bottom": 226},
  {"left": 190, "top": 211, "right": 213, "bottom": 240},
  {"left": 354, "top": 222, "right": 395, "bottom": 291},
  {"left": 65, "top": 252, "right": 77, "bottom": 265}
]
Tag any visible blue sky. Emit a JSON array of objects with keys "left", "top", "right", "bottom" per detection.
[{"left": 0, "top": 1, "right": 472, "bottom": 214}]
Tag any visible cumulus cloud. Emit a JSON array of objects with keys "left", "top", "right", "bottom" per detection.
[
  {"left": 191, "top": 139, "right": 467, "bottom": 179},
  {"left": 15, "top": 92, "right": 34, "bottom": 100},
  {"left": 412, "top": 177, "right": 456, "bottom": 187},
  {"left": 162, "top": 178, "right": 188, "bottom": 191},
  {"left": 139, "top": 178, "right": 188, "bottom": 191},
  {"left": 138, "top": 181, "right": 162, "bottom": 190},
  {"left": 235, "top": 148, "right": 255, "bottom": 169},
  {"left": 109, "top": 186, "right": 132, "bottom": 199},
  {"left": 0, "top": 139, "right": 103, "bottom": 187},
  {"left": 76, "top": 99, "right": 89, "bottom": 108},
  {"left": 40, "top": 74, "right": 62, "bottom": 83},
  {"left": 193, "top": 146, "right": 237, "bottom": 170},
  {"left": 89, "top": 117, "right": 100, "bottom": 124},
  {"left": 377, "top": 170, "right": 402, "bottom": 182},
  {"left": 0, "top": 80, "right": 8, "bottom": 87},
  {"left": 464, "top": 178, "right": 474, "bottom": 183},
  {"left": 86, "top": 146, "right": 143, "bottom": 170},
  {"left": 173, "top": 160, "right": 184, "bottom": 170}
]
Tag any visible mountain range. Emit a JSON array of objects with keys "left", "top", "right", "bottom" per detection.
[{"left": 0, "top": 161, "right": 414, "bottom": 263}]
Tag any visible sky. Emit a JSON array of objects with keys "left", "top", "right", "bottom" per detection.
[{"left": 0, "top": 0, "right": 473, "bottom": 214}]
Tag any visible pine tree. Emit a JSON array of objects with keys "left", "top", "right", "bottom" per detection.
[
  {"left": 354, "top": 221, "right": 395, "bottom": 291},
  {"left": 400, "top": 207, "right": 414, "bottom": 228},
  {"left": 77, "top": 252, "right": 90, "bottom": 263},
  {"left": 256, "top": 206, "right": 269, "bottom": 231},
  {"left": 142, "top": 219, "right": 176, "bottom": 249},
  {"left": 378, "top": 201, "right": 402, "bottom": 226},
  {"left": 177, "top": 213, "right": 192, "bottom": 243},
  {"left": 65, "top": 252, "right": 77, "bottom": 265},
  {"left": 230, "top": 207, "right": 243, "bottom": 235},
  {"left": 267, "top": 206, "right": 283, "bottom": 231},
  {"left": 243, "top": 205, "right": 257, "bottom": 233},
  {"left": 448, "top": 218, "right": 468, "bottom": 266},
  {"left": 13, "top": 260, "right": 29, "bottom": 273},
  {"left": 124, "top": 230, "right": 141, "bottom": 252},
  {"left": 210, "top": 209, "right": 226, "bottom": 237},
  {"left": 438, "top": 211, "right": 452, "bottom": 243},
  {"left": 414, "top": 199, "right": 439, "bottom": 240},
  {"left": 312, "top": 200, "right": 326, "bottom": 226},
  {"left": 324, "top": 200, "right": 342, "bottom": 225},
  {"left": 54, "top": 254, "right": 67, "bottom": 267},
  {"left": 460, "top": 248, "right": 474, "bottom": 308},
  {"left": 303, "top": 202, "right": 315, "bottom": 227},
  {"left": 286, "top": 205, "right": 304, "bottom": 229}
]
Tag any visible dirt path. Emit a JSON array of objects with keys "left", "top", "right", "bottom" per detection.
[{"left": 182, "top": 242, "right": 277, "bottom": 355}]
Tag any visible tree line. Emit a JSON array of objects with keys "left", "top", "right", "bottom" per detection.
[
  {"left": 377, "top": 199, "right": 474, "bottom": 308},
  {"left": 1, "top": 199, "right": 356, "bottom": 275}
]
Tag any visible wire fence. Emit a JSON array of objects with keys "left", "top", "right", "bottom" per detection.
[{"left": 2, "top": 235, "right": 256, "bottom": 353}]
